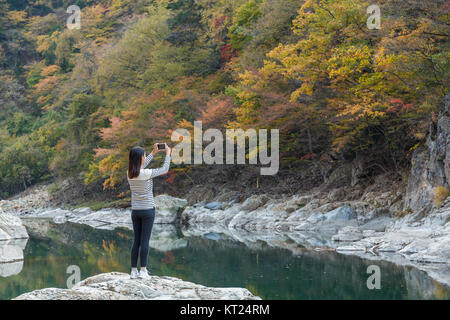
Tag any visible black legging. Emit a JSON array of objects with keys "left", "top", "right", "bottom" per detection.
[{"left": 131, "top": 208, "right": 155, "bottom": 268}]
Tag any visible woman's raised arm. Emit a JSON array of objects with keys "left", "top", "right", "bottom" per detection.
[
  {"left": 150, "top": 144, "right": 171, "bottom": 178},
  {"left": 142, "top": 153, "right": 153, "bottom": 169},
  {"left": 143, "top": 143, "right": 160, "bottom": 168},
  {"left": 149, "top": 155, "right": 171, "bottom": 178}
]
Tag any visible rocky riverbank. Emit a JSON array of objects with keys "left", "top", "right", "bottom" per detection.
[
  {"left": 1, "top": 179, "right": 449, "bottom": 286},
  {"left": 181, "top": 192, "right": 450, "bottom": 286},
  {"left": 1, "top": 194, "right": 188, "bottom": 229},
  {"left": 14, "top": 272, "right": 260, "bottom": 300},
  {"left": 2, "top": 187, "right": 449, "bottom": 286}
]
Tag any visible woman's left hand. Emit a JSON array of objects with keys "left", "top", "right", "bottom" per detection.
[{"left": 151, "top": 143, "right": 159, "bottom": 156}]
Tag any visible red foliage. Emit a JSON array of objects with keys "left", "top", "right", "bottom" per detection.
[
  {"left": 300, "top": 153, "right": 317, "bottom": 161},
  {"left": 402, "top": 103, "right": 413, "bottom": 110},
  {"left": 390, "top": 98, "right": 403, "bottom": 105},
  {"left": 221, "top": 44, "right": 236, "bottom": 63},
  {"left": 164, "top": 170, "right": 179, "bottom": 183},
  {"left": 387, "top": 98, "right": 415, "bottom": 113},
  {"left": 212, "top": 15, "right": 227, "bottom": 29}
]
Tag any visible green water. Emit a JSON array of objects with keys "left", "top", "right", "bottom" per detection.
[{"left": 0, "top": 220, "right": 448, "bottom": 300}]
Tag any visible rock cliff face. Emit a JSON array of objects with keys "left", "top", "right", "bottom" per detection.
[
  {"left": 14, "top": 272, "right": 261, "bottom": 300},
  {"left": 404, "top": 93, "right": 450, "bottom": 213}
]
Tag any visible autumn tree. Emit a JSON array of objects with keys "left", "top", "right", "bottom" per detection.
[{"left": 236, "top": 0, "right": 448, "bottom": 171}]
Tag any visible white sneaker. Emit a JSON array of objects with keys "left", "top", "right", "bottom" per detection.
[
  {"left": 138, "top": 269, "right": 151, "bottom": 279},
  {"left": 130, "top": 269, "right": 138, "bottom": 279}
]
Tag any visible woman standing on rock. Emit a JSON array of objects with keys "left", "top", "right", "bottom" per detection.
[{"left": 127, "top": 143, "right": 171, "bottom": 279}]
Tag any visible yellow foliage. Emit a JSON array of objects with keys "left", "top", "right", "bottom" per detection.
[
  {"left": 433, "top": 186, "right": 449, "bottom": 208},
  {"left": 36, "top": 31, "right": 61, "bottom": 54},
  {"left": 7, "top": 10, "right": 27, "bottom": 24}
]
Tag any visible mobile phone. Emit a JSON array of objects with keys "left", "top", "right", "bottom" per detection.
[{"left": 157, "top": 143, "right": 165, "bottom": 150}]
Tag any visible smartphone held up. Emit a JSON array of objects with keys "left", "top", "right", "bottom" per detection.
[{"left": 157, "top": 143, "right": 166, "bottom": 150}]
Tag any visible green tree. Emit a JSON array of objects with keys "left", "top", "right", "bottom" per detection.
[
  {"left": 228, "top": 0, "right": 261, "bottom": 50},
  {"left": 6, "top": 112, "right": 33, "bottom": 136}
]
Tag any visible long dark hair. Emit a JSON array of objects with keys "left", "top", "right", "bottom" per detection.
[{"left": 128, "top": 146, "right": 145, "bottom": 179}]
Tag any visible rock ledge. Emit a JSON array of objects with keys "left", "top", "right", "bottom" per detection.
[{"left": 14, "top": 272, "right": 261, "bottom": 300}]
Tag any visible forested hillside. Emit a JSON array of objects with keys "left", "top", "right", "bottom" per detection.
[{"left": 0, "top": 0, "right": 448, "bottom": 202}]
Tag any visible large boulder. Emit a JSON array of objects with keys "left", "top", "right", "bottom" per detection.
[
  {"left": 306, "top": 212, "right": 326, "bottom": 224},
  {"left": 240, "top": 195, "right": 269, "bottom": 212},
  {"left": 324, "top": 205, "right": 356, "bottom": 221},
  {"left": 14, "top": 272, "right": 261, "bottom": 300},
  {"left": 204, "top": 201, "right": 222, "bottom": 210},
  {"left": 0, "top": 208, "right": 28, "bottom": 240},
  {"left": 153, "top": 195, "right": 188, "bottom": 224}
]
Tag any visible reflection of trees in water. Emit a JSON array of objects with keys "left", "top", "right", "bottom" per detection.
[
  {"left": 432, "top": 281, "right": 449, "bottom": 300},
  {"left": 403, "top": 266, "right": 450, "bottom": 300},
  {"left": 0, "top": 221, "right": 134, "bottom": 299},
  {"left": 0, "top": 221, "right": 448, "bottom": 300},
  {"left": 83, "top": 240, "right": 125, "bottom": 274},
  {"left": 162, "top": 251, "right": 175, "bottom": 265},
  {"left": 0, "top": 238, "right": 28, "bottom": 278},
  {"left": 154, "top": 237, "right": 448, "bottom": 300}
]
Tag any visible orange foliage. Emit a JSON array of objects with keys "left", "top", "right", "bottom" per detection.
[
  {"left": 40, "top": 65, "right": 60, "bottom": 77},
  {"left": 35, "top": 75, "right": 58, "bottom": 94},
  {"left": 198, "top": 96, "right": 234, "bottom": 128},
  {"left": 93, "top": 147, "right": 114, "bottom": 158},
  {"left": 99, "top": 117, "right": 123, "bottom": 142}
]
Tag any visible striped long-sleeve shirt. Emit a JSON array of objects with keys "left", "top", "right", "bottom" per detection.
[{"left": 127, "top": 154, "right": 171, "bottom": 210}]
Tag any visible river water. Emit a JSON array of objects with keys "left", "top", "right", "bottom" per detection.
[{"left": 0, "top": 219, "right": 448, "bottom": 300}]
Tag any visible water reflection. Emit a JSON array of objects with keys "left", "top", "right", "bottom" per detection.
[
  {"left": 0, "top": 238, "right": 28, "bottom": 277},
  {"left": 150, "top": 224, "right": 188, "bottom": 251},
  {"left": 0, "top": 220, "right": 448, "bottom": 300}
]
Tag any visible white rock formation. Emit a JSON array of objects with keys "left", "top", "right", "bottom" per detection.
[
  {"left": 14, "top": 272, "right": 261, "bottom": 300},
  {"left": 0, "top": 208, "right": 29, "bottom": 277},
  {"left": 154, "top": 195, "right": 188, "bottom": 223},
  {"left": 5, "top": 194, "right": 188, "bottom": 229},
  {"left": 0, "top": 208, "right": 29, "bottom": 241}
]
